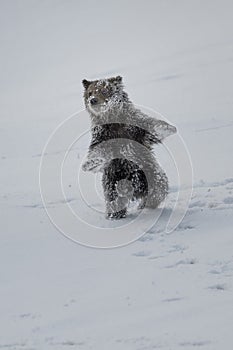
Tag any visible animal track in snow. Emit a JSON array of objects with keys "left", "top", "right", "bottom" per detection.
[
  {"left": 162, "top": 297, "right": 184, "bottom": 302},
  {"left": 165, "top": 258, "right": 197, "bottom": 268},
  {"left": 208, "top": 284, "right": 227, "bottom": 291},
  {"left": 179, "top": 340, "right": 212, "bottom": 347},
  {"left": 133, "top": 250, "right": 152, "bottom": 257}
]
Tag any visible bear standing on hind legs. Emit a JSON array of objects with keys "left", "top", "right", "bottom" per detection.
[{"left": 82, "top": 76, "right": 177, "bottom": 219}]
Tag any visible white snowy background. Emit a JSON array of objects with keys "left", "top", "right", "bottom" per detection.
[{"left": 1, "top": 0, "right": 233, "bottom": 349}]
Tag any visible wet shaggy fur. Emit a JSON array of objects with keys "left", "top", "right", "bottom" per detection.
[{"left": 82, "top": 76, "right": 177, "bottom": 219}]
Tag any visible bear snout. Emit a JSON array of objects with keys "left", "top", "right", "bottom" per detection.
[{"left": 90, "top": 97, "right": 98, "bottom": 105}]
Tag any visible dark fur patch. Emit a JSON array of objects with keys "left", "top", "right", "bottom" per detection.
[
  {"left": 103, "top": 158, "right": 148, "bottom": 217},
  {"left": 90, "top": 123, "right": 161, "bottom": 149}
]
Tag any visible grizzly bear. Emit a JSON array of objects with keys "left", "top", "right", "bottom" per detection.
[{"left": 82, "top": 76, "right": 176, "bottom": 219}]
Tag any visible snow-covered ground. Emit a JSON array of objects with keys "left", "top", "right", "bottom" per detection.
[{"left": 1, "top": 0, "right": 233, "bottom": 349}]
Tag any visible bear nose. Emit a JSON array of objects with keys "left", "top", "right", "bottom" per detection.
[{"left": 90, "top": 97, "right": 98, "bottom": 105}]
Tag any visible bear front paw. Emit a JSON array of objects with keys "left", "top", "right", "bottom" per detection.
[
  {"left": 154, "top": 121, "right": 177, "bottom": 140},
  {"left": 82, "top": 158, "right": 104, "bottom": 172}
]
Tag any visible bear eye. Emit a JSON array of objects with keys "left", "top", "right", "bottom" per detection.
[
  {"left": 101, "top": 88, "right": 108, "bottom": 96},
  {"left": 88, "top": 91, "right": 92, "bottom": 97}
]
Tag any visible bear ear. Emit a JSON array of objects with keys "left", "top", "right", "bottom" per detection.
[
  {"left": 82, "top": 79, "right": 92, "bottom": 89},
  {"left": 115, "top": 75, "right": 123, "bottom": 83},
  {"left": 108, "top": 76, "right": 123, "bottom": 84}
]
